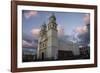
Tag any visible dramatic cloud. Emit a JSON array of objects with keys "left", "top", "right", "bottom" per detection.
[
  {"left": 74, "top": 14, "right": 90, "bottom": 34},
  {"left": 22, "top": 40, "right": 33, "bottom": 48},
  {"left": 22, "top": 40, "right": 38, "bottom": 48},
  {"left": 57, "top": 25, "right": 65, "bottom": 37},
  {"left": 74, "top": 25, "right": 88, "bottom": 34},
  {"left": 77, "top": 29, "right": 90, "bottom": 46},
  {"left": 22, "top": 32, "right": 33, "bottom": 42},
  {"left": 31, "top": 28, "right": 40, "bottom": 38},
  {"left": 73, "top": 14, "right": 90, "bottom": 46},
  {"left": 83, "top": 14, "right": 90, "bottom": 25},
  {"left": 24, "top": 11, "right": 38, "bottom": 19},
  {"left": 22, "top": 32, "right": 38, "bottom": 48}
]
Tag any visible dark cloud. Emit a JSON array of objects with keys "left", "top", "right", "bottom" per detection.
[
  {"left": 73, "top": 14, "right": 90, "bottom": 46},
  {"left": 22, "top": 32, "right": 38, "bottom": 49},
  {"left": 77, "top": 24, "right": 90, "bottom": 46}
]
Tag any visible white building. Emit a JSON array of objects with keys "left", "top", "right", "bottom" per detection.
[{"left": 37, "top": 14, "right": 80, "bottom": 60}]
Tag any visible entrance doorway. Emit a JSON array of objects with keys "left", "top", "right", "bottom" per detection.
[{"left": 42, "top": 52, "right": 44, "bottom": 60}]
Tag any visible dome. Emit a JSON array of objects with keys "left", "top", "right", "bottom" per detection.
[{"left": 49, "top": 13, "right": 56, "bottom": 22}]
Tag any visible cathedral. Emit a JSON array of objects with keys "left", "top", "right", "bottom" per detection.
[{"left": 37, "top": 14, "right": 80, "bottom": 60}]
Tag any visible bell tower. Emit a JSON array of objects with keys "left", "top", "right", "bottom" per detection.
[
  {"left": 47, "top": 13, "right": 58, "bottom": 60},
  {"left": 37, "top": 22, "right": 47, "bottom": 60},
  {"left": 48, "top": 13, "right": 57, "bottom": 30}
]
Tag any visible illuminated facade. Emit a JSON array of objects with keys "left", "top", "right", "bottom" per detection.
[{"left": 37, "top": 14, "right": 80, "bottom": 60}]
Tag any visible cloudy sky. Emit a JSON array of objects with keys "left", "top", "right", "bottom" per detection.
[{"left": 22, "top": 10, "right": 90, "bottom": 49}]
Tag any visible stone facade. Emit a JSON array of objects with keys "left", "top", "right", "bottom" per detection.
[{"left": 37, "top": 14, "right": 80, "bottom": 60}]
